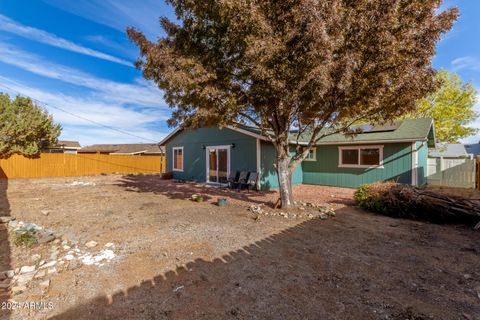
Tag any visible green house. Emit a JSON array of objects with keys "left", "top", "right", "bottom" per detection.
[{"left": 159, "top": 118, "right": 435, "bottom": 189}]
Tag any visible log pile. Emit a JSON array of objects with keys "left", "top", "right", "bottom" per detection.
[{"left": 356, "top": 183, "right": 480, "bottom": 227}]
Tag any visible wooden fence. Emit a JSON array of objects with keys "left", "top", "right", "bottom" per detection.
[
  {"left": 427, "top": 157, "right": 476, "bottom": 189},
  {"left": 0, "top": 153, "right": 165, "bottom": 179},
  {"left": 477, "top": 156, "right": 480, "bottom": 191}
]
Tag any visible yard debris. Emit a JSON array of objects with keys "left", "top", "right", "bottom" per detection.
[
  {"left": 173, "top": 285, "right": 184, "bottom": 292},
  {"left": 355, "top": 182, "right": 480, "bottom": 226},
  {"left": 40, "top": 209, "right": 50, "bottom": 216},
  {"left": 191, "top": 193, "right": 204, "bottom": 202}
]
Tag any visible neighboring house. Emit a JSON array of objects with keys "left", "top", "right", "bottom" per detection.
[
  {"left": 429, "top": 143, "right": 472, "bottom": 159},
  {"left": 78, "top": 143, "right": 164, "bottom": 156},
  {"left": 43, "top": 140, "right": 81, "bottom": 154},
  {"left": 465, "top": 143, "right": 480, "bottom": 157},
  {"left": 159, "top": 118, "right": 435, "bottom": 189}
]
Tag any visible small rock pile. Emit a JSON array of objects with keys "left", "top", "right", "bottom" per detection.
[
  {"left": 69, "top": 180, "right": 96, "bottom": 187},
  {"left": 248, "top": 202, "right": 336, "bottom": 220},
  {"left": 0, "top": 217, "right": 116, "bottom": 296}
]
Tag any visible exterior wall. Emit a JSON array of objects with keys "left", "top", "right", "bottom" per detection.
[
  {"left": 302, "top": 143, "right": 413, "bottom": 188},
  {"left": 416, "top": 140, "right": 428, "bottom": 186},
  {"left": 165, "top": 128, "right": 257, "bottom": 182},
  {"left": 259, "top": 142, "right": 303, "bottom": 190},
  {"left": 165, "top": 128, "right": 419, "bottom": 189}
]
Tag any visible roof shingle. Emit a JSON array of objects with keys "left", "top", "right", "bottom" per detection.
[{"left": 79, "top": 143, "right": 164, "bottom": 154}]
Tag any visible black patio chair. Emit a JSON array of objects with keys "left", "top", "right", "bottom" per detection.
[
  {"left": 239, "top": 172, "right": 259, "bottom": 192},
  {"left": 227, "top": 171, "right": 239, "bottom": 189},
  {"left": 233, "top": 171, "right": 249, "bottom": 190}
]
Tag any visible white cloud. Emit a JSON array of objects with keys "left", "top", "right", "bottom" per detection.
[
  {"left": 84, "top": 34, "right": 137, "bottom": 59},
  {"left": 0, "top": 44, "right": 166, "bottom": 108},
  {"left": 0, "top": 14, "right": 133, "bottom": 67},
  {"left": 451, "top": 56, "right": 480, "bottom": 72},
  {"left": 0, "top": 75, "right": 170, "bottom": 144},
  {"left": 41, "top": 0, "right": 168, "bottom": 39}
]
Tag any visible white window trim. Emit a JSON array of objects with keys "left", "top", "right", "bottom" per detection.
[
  {"left": 338, "top": 145, "right": 384, "bottom": 169},
  {"left": 172, "top": 146, "right": 184, "bottom": 172},
  {"left": 303, "top": 147, "right": 317, "bottom": 161}
]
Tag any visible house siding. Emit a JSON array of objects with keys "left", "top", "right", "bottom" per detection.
[
  {"left": 164, "top": 127, "right": 426, "bottom": 189},
  {"left": 165, "top": 128, "right": 257, "bottom": 182},
  {"left": 259, "top": 142, "right": 303, "bottom": 190},
  {"left": 301, "top": 143, "right": 413, "bottom": 188}
]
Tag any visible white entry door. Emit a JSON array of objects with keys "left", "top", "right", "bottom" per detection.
[{"left": 206, "top": 146, "right": 230, "bottom": 184}]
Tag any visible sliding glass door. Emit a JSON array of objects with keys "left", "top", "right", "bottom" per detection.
[{"left": 206, "top": 146, "right": 230, "bottom": 184}]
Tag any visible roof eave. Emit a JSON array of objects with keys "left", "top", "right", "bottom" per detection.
[{"left": 289, "top": 138, "right": 429, "bottom": 146}]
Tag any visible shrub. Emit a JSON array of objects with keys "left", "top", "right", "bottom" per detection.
[
  {"left": 354, "top": 181, "right": 397, "bottom": 215},
  {"left": 12, "top": 230, "right": 38, "bottom": 247}
]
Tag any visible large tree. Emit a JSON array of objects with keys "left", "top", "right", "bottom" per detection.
[
  {"left": 0, "top": 93, "right": 61, "bottom": 157},
  {"left": 404, "top": 69, "right": 478, "bottom": 143},
  {"left": 128, "top": 0, "right": 457, "bottom": 208}
]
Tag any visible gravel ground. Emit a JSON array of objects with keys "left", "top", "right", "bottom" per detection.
[{"left": 0, "top": 175, "right": 478, "bottom": 320}]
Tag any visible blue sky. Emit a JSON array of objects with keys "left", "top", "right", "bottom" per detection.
[{"left": 0, "top": 0, "right": 478, "bottom": 146}]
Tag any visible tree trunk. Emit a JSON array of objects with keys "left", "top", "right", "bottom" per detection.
[{"left": 276, "top": 150, "right": 294, "bottom": 208}]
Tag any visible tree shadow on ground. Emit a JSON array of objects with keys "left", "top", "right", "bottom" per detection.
[
  {"left": 0, "top": 168, "right": 11, "bottom": 320},
  {"left": 116, "top": 175, "right": 356, "bottom": 209},
  {"left": 117, "top": 175, "right": 280, "bottom": 207},
  {"left": 51, "top": 207, "right": 480, "bottom": 320}
]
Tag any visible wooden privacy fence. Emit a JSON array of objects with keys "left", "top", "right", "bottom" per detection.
[
  {"left": 0, "top": 153, "right": 165, "bottom": 179},
  {"left": 477, "top": 156, "right": 480, "bottom": 191},
  {"left": 427, "top": 157, "right": 476, "bottom": 189}
]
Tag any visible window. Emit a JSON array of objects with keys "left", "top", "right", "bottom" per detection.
[
  {"left": 339, "top": 146, "right": 383, "bottom": 168},
  {"left": 303, "top": 147, "right": 317, "bottom": 161},
  {"left": 173, "top": 147, "right": 184, "bottom": 171}
]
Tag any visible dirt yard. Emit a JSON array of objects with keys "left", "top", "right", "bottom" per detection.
[{"left": 0, "top": 175, "right": 479, "bottom": 320}]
